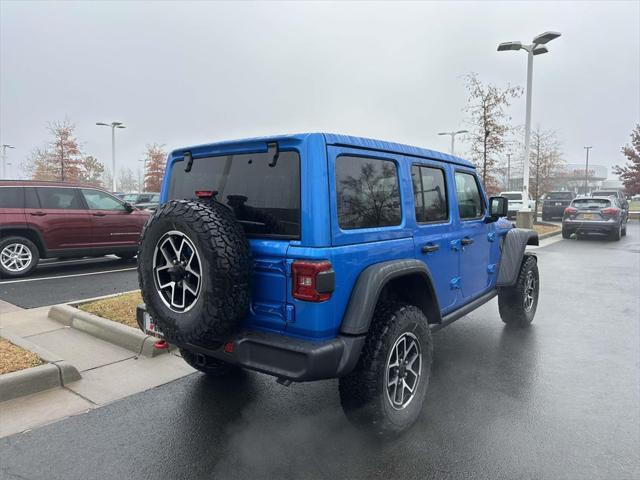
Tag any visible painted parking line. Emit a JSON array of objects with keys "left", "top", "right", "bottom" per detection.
[{"left": 0, "top": 267, "right": 137, "bottom": 285}]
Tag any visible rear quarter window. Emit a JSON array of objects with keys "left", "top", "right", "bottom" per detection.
[
  {"left": 0, "top": 187, "right": 24, "bottom": 208},
  {"left": 335, "top": 155, "right": 401, "bottom": 230},
  {"left": 168, "top": 150, "right": 300, "bottom": 238}
]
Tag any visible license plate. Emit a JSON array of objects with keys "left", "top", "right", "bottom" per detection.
[
  {"left": 144, "top": 312, "right": 164, "bottom": 338},
  {"left": 583, "top": 214, "right": 593, "bottom": 220}
]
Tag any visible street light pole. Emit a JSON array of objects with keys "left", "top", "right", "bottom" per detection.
[
  {"left": 498, "top": 31, "right": 561, "bottom": 227},
  {"left": 506, "top": 153, "right": 512, "bottom": 190},
  {"left": 96, "top": 121, "right": 126, "bottom": 192},
  {"left": 584, "top": 146, "right": 592, "bottom": 195},
  {"left": 1, "top": 144, "right": 15, "bottom": 179},
  {"left": 437, "top": 130, "right": 468, "bottom": 156}
]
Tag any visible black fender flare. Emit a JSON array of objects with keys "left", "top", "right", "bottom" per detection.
[
  {"left": 339, "top": 259, "right": 441, "bottom": 336},
  {"left": 496, "top": 228, "right": 539, "bottom": 287}
]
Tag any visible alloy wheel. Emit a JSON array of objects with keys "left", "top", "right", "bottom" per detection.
[
  {"left": 0, "top": 243, "right": 33, "bottom": 273},
  {"left": 153, "top": 230, "right": 202, "bottom": 312},
  {"left": 523, "top": 270, "right": 537, "bottom": 312},
  {"left": 385, "top": 332, "right": 422, "bottom": 410}
]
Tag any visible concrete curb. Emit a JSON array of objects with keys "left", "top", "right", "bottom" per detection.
[
  {"left": 538, "top": 229, "right": 562, "bottom": 240},
  {"left": 0, "top": 332, "right": 82, "bottom": 403},
  {"left": 48, "top": 305, "right": 166, "bottom": 358}
]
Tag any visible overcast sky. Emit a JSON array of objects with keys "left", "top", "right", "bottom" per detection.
[{"left": 1, "top": 0, "right": 638, "bottom": 183}]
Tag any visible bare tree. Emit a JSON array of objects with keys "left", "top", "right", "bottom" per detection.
[
  {"left": 464, "top": 73, "right": 522, "bottom": 187},
  {"left": 24, "top": 119, "right": 104, "bottom": 185},
  {"left": 613, "top": 124, "right": 640, "bottom": 196},
  {"left": 25, "top": 120, "right": 83, "bottom": 182},
  {"left": 144, "top": 144, "right": 167, "bottom": 192},
  {"left": 529, "top": 126, "right": 564, "bottom": 215},
  {"left": 118, "top": 167, "right": 138, "bottom": 192}
]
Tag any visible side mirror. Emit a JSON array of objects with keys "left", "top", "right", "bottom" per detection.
[
  {"left": 486, "top": 196, "right": 508, "bottom": 222},
  {"left": 123, "top": 202, "right": 134, "bottom": 212}
]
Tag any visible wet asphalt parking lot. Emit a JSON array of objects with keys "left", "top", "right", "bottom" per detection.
[
  {"left": 0, "top": 256, "right": 139, "bottom": 308},
  {"left": 0, "top": 223, "right": 638, "bottom": 480}
]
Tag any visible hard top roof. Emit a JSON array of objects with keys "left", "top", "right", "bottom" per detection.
[{"left": 172, "top": 132, "right": 475, "bottom": 168}]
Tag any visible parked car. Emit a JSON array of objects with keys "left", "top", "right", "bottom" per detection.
[
  {"left": 122, "top": 192, "right": 160, "bottom": 207},
  {"left": 562, "top": 196, "right": 628, "bottom": 240},
  {"left": 133, "top": 193, "right": 161, "bottom": 211},
  {"left": 135, "top": 133, "right": 540, "bottom": 436},
  {"left": 499, "top": 191, "right": 534, "bottom": 219},
  {"left": 0, "top": 181, "right": 151, "bottom": 277},
  {"left": 592, "top": 189, "right": 629, "bottom": 218},
  {"left": 542, "top": 191, "right": 575, "bottom": 220}
]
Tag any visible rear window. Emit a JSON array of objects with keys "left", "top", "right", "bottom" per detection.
[
  {"left": 593, "top": 191, "right": 617, "bottom": 197},
  {"left": 547, "top": 192, "right": 572, "bottom": 200},
  {"left": 168, "top": 150, "right": 300, "bottom": 238},
  {"left": 572, "top": 198, "right": 611, "bottom": 208},
  {"left": 335, "top": 155, "right": 401, "bottom": 230},
  {"left": 0, "top": 187, "right": 24, "bottom": 208}
]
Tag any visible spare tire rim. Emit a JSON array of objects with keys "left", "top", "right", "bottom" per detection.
[
  {"left": 385, "top": 332, "right": 422, "bottom": 410},
  {"left": 523, "top": 270, "right": 537, "bottom": 312},
  {"left": 0, "top": 243, "right": 33, "bottom": 273},
  {"left": 153, "top": 230, "right": 202, "bottom": 313}
]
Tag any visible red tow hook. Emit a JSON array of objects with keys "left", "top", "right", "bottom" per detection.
[{"left": 154, "top": 340, "right": 170, "bottom": 350}]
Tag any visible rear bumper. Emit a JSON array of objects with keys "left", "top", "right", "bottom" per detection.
[
  {"left": 136, "top": 304, "right": 365, "bottom": 382},
  {"left": 563, "top": 219, "right": 618, "bottom": 233}
]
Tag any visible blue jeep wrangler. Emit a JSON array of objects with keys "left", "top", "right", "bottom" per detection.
[{"left": 136, "top": 133, "right": 539, "bottom": 435}]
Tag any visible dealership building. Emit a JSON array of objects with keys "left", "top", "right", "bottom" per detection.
[{"left": 508, "top": 163, "right": 622, "bottom": 196}]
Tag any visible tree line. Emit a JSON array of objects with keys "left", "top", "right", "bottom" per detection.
[{"left": 21, "top": 119, "right": 167, "bottom": 192}]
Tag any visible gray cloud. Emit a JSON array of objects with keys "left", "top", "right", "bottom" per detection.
[{"left": 1, "top": 0, "right": 638, "bottom": 181}]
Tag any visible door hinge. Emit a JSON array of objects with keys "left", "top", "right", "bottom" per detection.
[
  {"left": 449, "top": 239, "right": 461, "bottom": 251},
  {"left": 487, "top": 264, "right": 496, "bottom": 274},
  {"left": 487, "top": 232, "right": 496, "bottom": 242},
  {"left": 450, "top": 277, "right": 461, "bottom": 289}
]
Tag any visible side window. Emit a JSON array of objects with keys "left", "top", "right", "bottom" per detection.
[
  {"left": 25, "top": 188, "right": 40, "bottom": 208},
  {"left": 0, "top": 187, "right": 24, "bottom": 208},
  {"left": 335, "top": 155, "right": 401, "bottom": 229},
  {"left": 36, "top": 188, "right": 82, "bottom": 210},
  {"left": 454, "top": 172, "right": 484, "bottom": 220},
  {"left": 411, "top": 165, "right": 448, "bottom": 223},
  {"left": 81, "top": 189, "right": 126, "bottom": 211}
]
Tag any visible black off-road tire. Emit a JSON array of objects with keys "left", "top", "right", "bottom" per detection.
[
  {"left": 621, "top": 222, "right": 627, "bottom": 237},
  {"left": 137, "top": 200, "right": 252, "bottom": 344},
  {"left": 339, "top": 302, "right": 433, "bottom": 436},
  {"left": 562, "top": 228, "right": 572, "bottom": 239},
  {"left": 0, "top": 236, "right": 39, "bottom": 278},
  {"left": 180, "top": 348, "right": 240, "bottom": 377},
  {"left": 498, "top": 255, "right": 539, "bottom": 328}
]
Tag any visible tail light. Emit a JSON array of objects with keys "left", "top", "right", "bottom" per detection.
[
  {"left": 292, "top": 260, "right": 334, "bottom": 302},
  {"left": 601, "top": 207, "right": 620, "bottom": 217},
  {"left": 564, "top": 207, "right": 577, "bottom": 215}
]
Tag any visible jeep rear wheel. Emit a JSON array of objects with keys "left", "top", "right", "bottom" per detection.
[
  {"left": 498, "top": 255, "right": 539, "bottom": 328},
  {"left": 339, "top": 302, "right": 432, "bottom": 436},
  {"left": 137, "top": 200, "right": 252, "bottom": 344},
  {"left": 0, "top": 236, "right": 39, "bottom": 278}
]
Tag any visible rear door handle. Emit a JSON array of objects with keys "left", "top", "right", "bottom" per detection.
[
  {"left": 92, "top": 212, "right": 107, "bottom": 217},
  {"left": 421, "top": 243, "right": 440, "bottom": 253},
  {"left": 461, "top": 237, "right": 474, "bottom": 246},
  {"left": 30, "top": 211, "right": 46, "bottom": 216}
]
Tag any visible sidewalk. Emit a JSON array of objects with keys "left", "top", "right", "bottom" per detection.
[{"left": 0, "top": 303, "right": 194, "bottom": 438}]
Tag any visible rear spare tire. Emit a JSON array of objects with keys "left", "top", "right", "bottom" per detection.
[{"left": 137, "top": 200, "right": 252, "bottom": 344}]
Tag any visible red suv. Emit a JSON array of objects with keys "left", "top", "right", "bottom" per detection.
[{"left": 0, "top": 181, "right": 150, "bottom": 278}]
